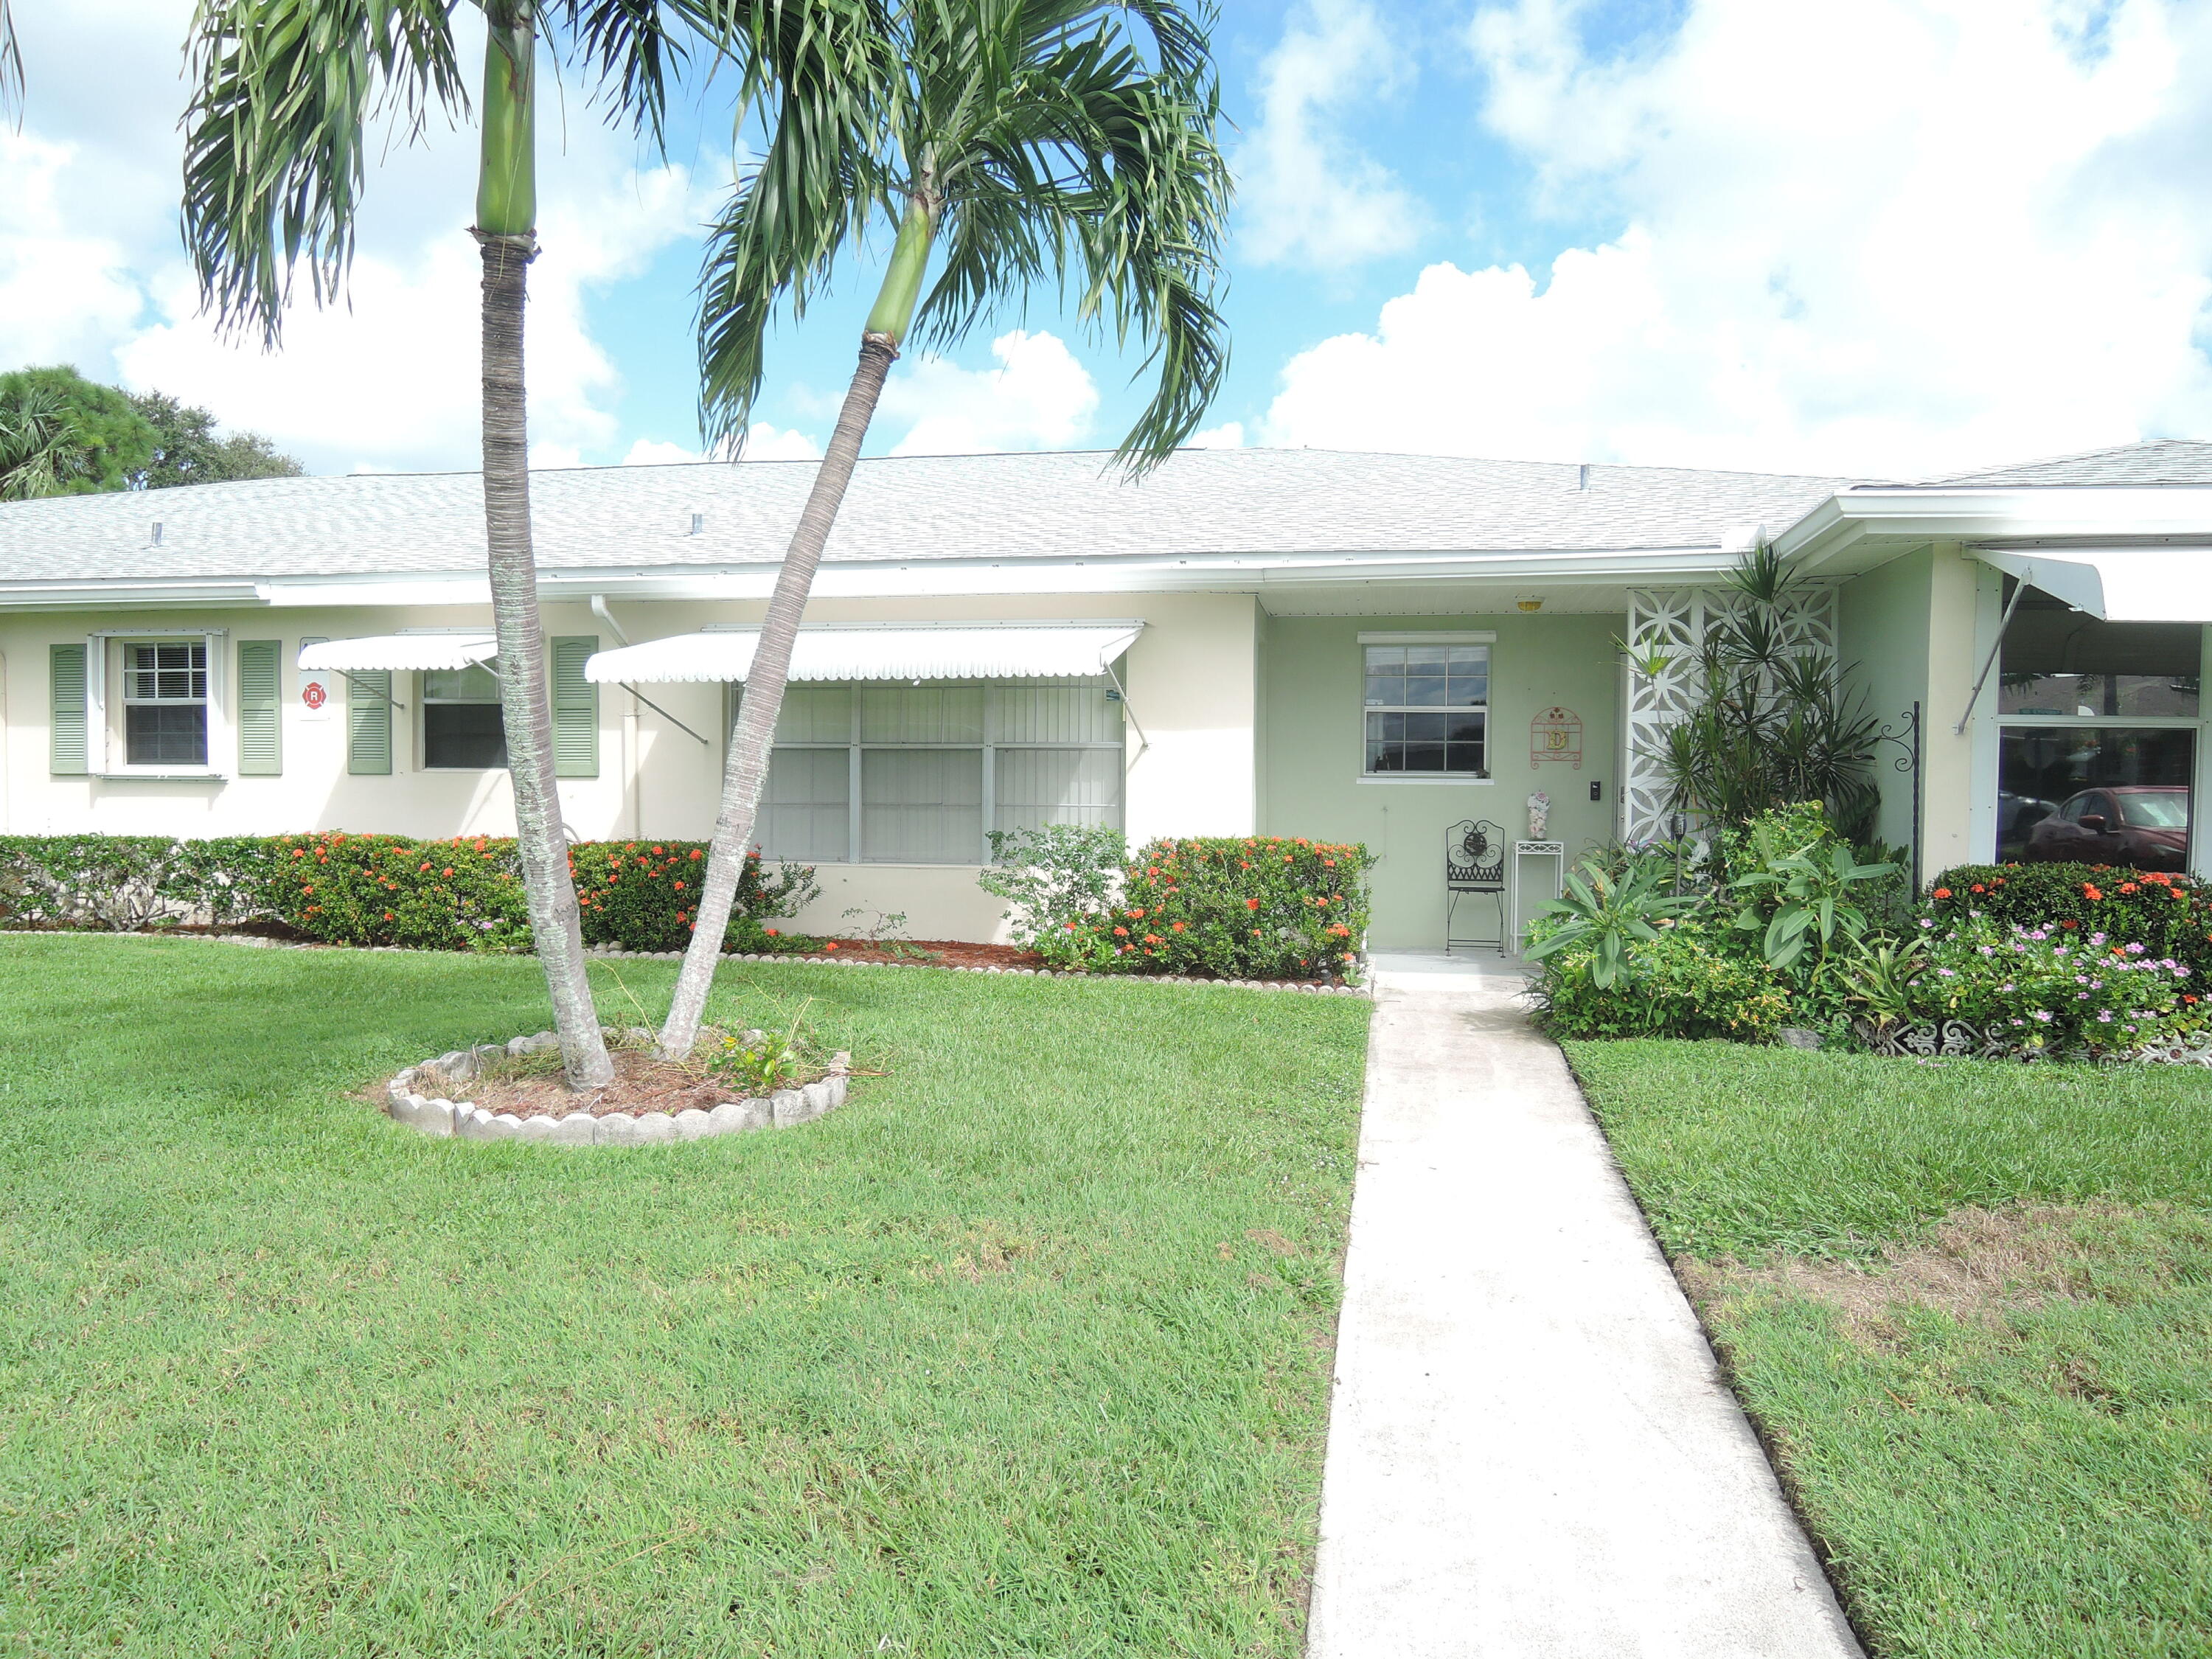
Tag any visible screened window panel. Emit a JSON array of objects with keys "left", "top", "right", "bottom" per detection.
[
  {"left": 759, "top": 747, "right": 852, "bottom": 862},
  {"left": 773, "top": 684, "right": 854, "bottom": 743},
  {"left": 862, "top": 748, "right": 982, "bottom": 863},
  {"left": 991, "top": 680, "right": 1121, "bottom": 744},
  {"left": 422, "top": 664, "right": 499, "bottom": 703},
  {"left": 993, "top": 747, "right": 1122, "bottom": 835},
  {"left": 860, "top": 684, "right": 984, "bottom": 745}
]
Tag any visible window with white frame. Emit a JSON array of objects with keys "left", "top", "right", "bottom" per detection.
[
  {"left": 1362, "top": 640, "right": 1489, "bottom": 776},
  {"left": 122, "top": 640, "right": 209, "bottom": 766},
  {"left": 739, "top": 679, "right": 1124, "bottom": 863},
  {"left": 420, "top": 664, "right": 507, "bottom": 769}
]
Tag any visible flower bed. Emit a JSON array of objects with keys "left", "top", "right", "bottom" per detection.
[{"left": 1524, "top": 806, "right": 2212, "bottom": 1063}]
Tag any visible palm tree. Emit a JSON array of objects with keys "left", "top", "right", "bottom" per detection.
[
  {"left": 179, "top": 0, "right": 841, "bottom": 1090},
  {"left": 657, "top": 0, "right": 1232, "bottom": 1057},
  {"left": 0, "top": 381, "right": 72, "bottom": 501},
  {"left": 1, "top": 1, "right": 21, "bottom": 123}
]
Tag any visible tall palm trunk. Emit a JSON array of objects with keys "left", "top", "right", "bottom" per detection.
[
  {"left": 477, "top": 11, "right": 613, "bottom": 1090},
  {"left": 658, "top": 330, "right": 898, "bottom": 1054},
  {"left": 661, "top": 191, "right": 941, "bottom": 1057}
]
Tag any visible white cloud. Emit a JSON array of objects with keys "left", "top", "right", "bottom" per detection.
[
  {"left": 1237, "top": 0, "right": 1425, "bottom": 271},
  {"left": 1186, "top": 421, "right": 1246, "bottom": 449},
  {"left": 880, "top": 330, "right": 1099, "bottom": 455},
  {"left": 1263, "top": 0, "right": 2212, "bottom": 477},
  {"left": 0, "top": 1, "right": 720, "bottom": 475}
]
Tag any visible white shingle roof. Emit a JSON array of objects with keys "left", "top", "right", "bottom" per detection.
[
  {"left": 1897, "top": 439, "right": 2212, "bottom": 488},
  {"left": 0, "top": 448, "right": 1853, "bottom": 584}
]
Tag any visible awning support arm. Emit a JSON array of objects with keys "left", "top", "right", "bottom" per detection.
[
  {"left": 333, "top": 668, "right": 406, "bottom": 711},
  {"left": 620, "top": 684, "right": 711, "bottom": 746},
  {"left": 1103, "top": 659, "right": 1150, "bottom": 762},
  {"left": 1953, "top": 566, "right": 2029, "bottom": 737}
]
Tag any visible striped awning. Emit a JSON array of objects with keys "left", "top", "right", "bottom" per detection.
[
  {"left": 583, "top": 622, "right": 1144, "bottom": 685},
  {"left": 298, "top": 634, "right": 498, "bottom": 672}
]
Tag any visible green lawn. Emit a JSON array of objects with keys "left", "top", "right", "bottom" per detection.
[
  {"left": 1568, "top": 1040, "right": 2212, "bottom": 1659},
  {"left": 0, "top": 939, "right": 1368, "bottom": 1656}
]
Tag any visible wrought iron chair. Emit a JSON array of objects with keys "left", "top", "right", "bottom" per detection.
[{"left": 1444, "top": 818, "right": 1507, "bottom": 956}]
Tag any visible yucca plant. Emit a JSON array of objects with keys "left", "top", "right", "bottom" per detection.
[
  {"left": 1646, "top": 543, "right": 1881, "bottom": 840},
  {"left": 178, "top": 0, "right": 863, "bottom": 1090},
  {"left": 658, "top": 0, "right": 1233, "bottom": 1055}
]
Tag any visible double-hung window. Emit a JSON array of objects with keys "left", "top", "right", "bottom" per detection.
[
  {"left": 421, "top": 664, "right": 507, "bottom": 769},
  {"left": 742, "top": 679, "right": 1124, "bottom": 863},
  {"left": 122, "top": 641, "right": 209, "bottom": 766},
  {"left": 1363, "top": 639, "right": 1489, "bottom": 777}
]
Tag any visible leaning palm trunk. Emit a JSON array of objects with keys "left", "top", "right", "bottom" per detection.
[
  {"left": 658, "top": 332, "right": 898, "bottom": 1057},
  {"left": 476, "top": 15, "right": 613, "bottom": 1089},
  {"left": 660, "top": 2, "right": 1232, "bottom": 1056}
]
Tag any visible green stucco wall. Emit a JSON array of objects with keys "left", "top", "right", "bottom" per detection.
[
  {"left": 1259, "top": 612, "right": 1623, "bottom": 949},
  {"left": 1837, "top": 550, "right": 1935, "bottom": 853}
]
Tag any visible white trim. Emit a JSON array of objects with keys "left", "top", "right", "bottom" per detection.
[
  {"left": 1357, "top": 775, "right": 1495, "bottom": 786},
  {"left": 91, "top": 629, "right": 230, "bottom": 782},
  {"left": 1356, "top": 630, "right": 1498, "bottom": 644}
]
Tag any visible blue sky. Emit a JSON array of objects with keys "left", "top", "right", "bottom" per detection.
[{"left": 5, "top": 1, "right": 2210, "bottom": 479}]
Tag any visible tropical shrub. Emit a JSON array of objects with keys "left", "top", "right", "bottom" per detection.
[
  {"left": 1532, "top": 922, "right": 1792, "bottom": 1042},
  {"left": 566, "top": 840, "right": 818, "bottom": 954},
  {"left": 1523, "top": 855, "right": 1703, "bottom": 987},
  {"left": 1641, "top": 546, "right": 1882, "bottom": 839},
  {"left": 1053, "top": 835, "right": 1374, "bottom": 981},
  {"left": 978, "top": 824, "right": 1127, "bottom": 962},
  {"left": 0, "top": 832, "right": 817, "bottom": 954},
  {"left": 1905, "top": 915, "right": 2199, "bottom": 1056},
  {"left": 1728, "top": 839, "right": 1899, "bottom": 973},
  {"left": 0, "top": 833, "right": 282, "bottom": 931},
  {"left": 1924, "top": 863, "right": 2212, "bottom": 976}
]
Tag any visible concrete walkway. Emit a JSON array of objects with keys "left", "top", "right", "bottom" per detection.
[{"left": 1305, "top": 950, "right": 1863, "bottom": 1659}]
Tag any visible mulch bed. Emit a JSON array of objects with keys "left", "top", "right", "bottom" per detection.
[{"left": 462, "top": 1048, "right": 785, "bottom": 1121}]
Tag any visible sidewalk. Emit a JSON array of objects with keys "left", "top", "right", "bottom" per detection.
[{"left": 1305, "top": 950, "right": 1863, "bottom": 1658}]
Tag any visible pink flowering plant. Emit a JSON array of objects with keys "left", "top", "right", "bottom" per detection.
[{"left": 1907, "top": 915, "right": 2200, "bottom": 1055}]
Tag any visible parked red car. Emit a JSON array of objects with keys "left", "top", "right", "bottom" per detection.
[{"left": 2023, "top": 785, "right": 2189, "bottom": 872}]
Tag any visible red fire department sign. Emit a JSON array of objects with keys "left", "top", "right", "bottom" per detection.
[{"left": 1529, "top": 706, "right": 1583, "bottom": 770}]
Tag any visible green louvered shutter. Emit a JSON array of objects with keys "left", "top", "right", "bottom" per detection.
[
  {"left": 551, "top": 636, "right": 598, "bottom": 778},
  {"left": 49, "top": 643, "right": 87, "bottom": 776},
  {"left": 348, "top": 670, "right": 392, "bottom": 775},
  {"left": 237, "top": 639, "right": 282, "bottom": 776}
]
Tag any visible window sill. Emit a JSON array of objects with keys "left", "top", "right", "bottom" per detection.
[
  {"left": 94, "top": 771, "right": 226, "bottom": 783},
  {"left": 1357, "top": 774, "right": 1493, "bottom": 786}
]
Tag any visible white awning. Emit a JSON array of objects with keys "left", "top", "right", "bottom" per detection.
[
  {"left": 583, "top": 622, "right": 1144, "bottom": 685},
  {"left": 1972, "top": 547, "right": 2212, "bottom": 622},
  {"left": 297, "top": 634, "right": 498, "bottom": 672}
]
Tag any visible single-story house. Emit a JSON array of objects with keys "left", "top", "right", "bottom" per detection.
[{"left": 0, "top": 439, "right": 2206, "bottom": 945}]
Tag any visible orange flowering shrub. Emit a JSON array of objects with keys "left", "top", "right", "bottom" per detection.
[
  {"left": 1079, "top": 835, "right": 1376, "bottom": 981},
  {"left": 265, "top": 832, "right": 816, "bottom": 953},
  {"left": 1924, "top": 861, "right": 2212, "bottom": 981}
]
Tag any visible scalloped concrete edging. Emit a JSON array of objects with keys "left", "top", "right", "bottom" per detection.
[{"left": 383, "top": 1031, "right": 852, "bottom": 1147}]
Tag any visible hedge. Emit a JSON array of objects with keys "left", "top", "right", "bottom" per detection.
[
  {"left": 1072, "top": 835, "right": 1375, "bottom": 981},
  {"left": 0, "top": 832, "right": 818, "bottom": 954},
  {"left": 1924, "top": 861, "right": 2212, "bottom": 978}
]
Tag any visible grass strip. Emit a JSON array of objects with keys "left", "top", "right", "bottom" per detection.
[
  {"left": 0, "top": 939, "right": 1368, "bottom": 1656},
  {"left": 1568, "top": 1038, "right": 2212, "bottom": 1659}
]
